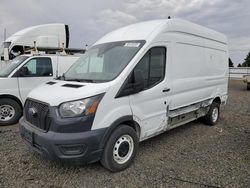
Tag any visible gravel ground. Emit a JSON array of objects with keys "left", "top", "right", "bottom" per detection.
[{"left": 0, "top": 80, "right": 250, "bottom": 188}]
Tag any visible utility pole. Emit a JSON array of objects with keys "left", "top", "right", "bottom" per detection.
[{"left": 4, "top": 28, "right": 6, "bottom": 41}]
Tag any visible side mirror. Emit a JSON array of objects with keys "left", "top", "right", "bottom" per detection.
[
  {"left": 115, "top": 69, "right": 145, "bottom": 98},
  {"left": 55, "top": 73, "right": 65, "bottom": 80},
  {"left": 133, "top": 70, "right": 144, "bottom": 93},
  {"left": 17, "top": 67, "right": 30, "bottom": 77}
]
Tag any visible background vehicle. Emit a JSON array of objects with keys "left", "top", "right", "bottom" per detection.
[
  {"left": 243, "top": 75, "right": 250, "bottom": 90},
  {"left": 0, "top": 50, "right": 82, "bottom": 125},
  {"left": 19, "top": 19, "right": 228, "bottom": 172},
  {"left": 0, "top": 23, "right": 69, "bottom": 64}
]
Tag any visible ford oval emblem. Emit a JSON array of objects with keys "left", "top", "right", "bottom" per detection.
[{"left": 28, "top": 108, "right": 38, "bottom": 118}]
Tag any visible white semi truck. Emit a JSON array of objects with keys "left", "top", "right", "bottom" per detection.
[{"left": 0, "top": 23, "right": 69, "bottom": 63}]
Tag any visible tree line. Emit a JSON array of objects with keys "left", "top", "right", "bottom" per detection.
[{"left": 229, "top": 51, "right": 250, "bottom": 67}]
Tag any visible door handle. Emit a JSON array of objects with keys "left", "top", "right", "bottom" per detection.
[{"left": 162, "top": 88, "right": 170, "bottom": 92}]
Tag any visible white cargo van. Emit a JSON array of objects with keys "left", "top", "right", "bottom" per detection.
[
  {"left": 19, "top": 19, "right": 228, "bottom": 172},
  {"left": 0, "top": 53, "right": 80, "bottom": 125}
]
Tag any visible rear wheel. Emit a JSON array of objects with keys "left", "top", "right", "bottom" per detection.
[
  {"left": 203, "top": 102, "right": 220, "bottom": 126},
  {"left": 247, "top": 83, "right": 250, "bottom": 90},
  {"left": 101, "top": 125, "right": 139, "bottom": 172},
  {"left": 0, "top": 98, "right": 22, "bottom": 126}
]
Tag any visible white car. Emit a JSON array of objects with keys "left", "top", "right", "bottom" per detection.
[
  {"left": 19, "top": 19, "right": 229, "bottom": 172},
  {"left": 0, "top": 54, "right": 79, "bottom": 125}
]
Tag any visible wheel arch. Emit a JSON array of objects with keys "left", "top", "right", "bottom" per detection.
[
  {"left": 213, "top": 96, "right": 221, "bottom": 105},
  {"left": 0, "top": 94, "right": 23, "bottom": 110},
  {"left": 99, "top": 116, "right": 141, "bottom": 149}
]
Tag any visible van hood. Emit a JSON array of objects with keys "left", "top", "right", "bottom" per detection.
[{"left": 28, "top": 80, "right": 111, "bottom": 106}]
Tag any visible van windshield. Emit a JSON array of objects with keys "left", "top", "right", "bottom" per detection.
[
  {"left": 0, "top": 56, "right": 28, "bottom": 77},
  {"left": 64, "top": 40, "right": 145, "bottom": 83}
]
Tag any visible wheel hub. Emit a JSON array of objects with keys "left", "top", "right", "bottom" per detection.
[
  {"left": 212, "top": 107, "right": 219, "bottom": 122},
  {"left": 0, "top": 105, "right": 15, "bottom": 121},
  {"left": 118, "top": 142, "right": 130, "bottom": 157},
  {"left": 113, "top": 135, "right": 134, "bottom": 164}
]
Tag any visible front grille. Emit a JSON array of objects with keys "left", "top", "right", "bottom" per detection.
[{"left": 24, "top": 99, "right": 51, "bottom": 131}]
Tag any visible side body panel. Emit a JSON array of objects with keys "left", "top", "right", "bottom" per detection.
[
  {"left": 0, "top": 78, "right": 20, "bottom": 100},
  {"left": 164, "top": 32, "right": 228, "bottom": 111},
  {"left": 90, "top": 78, "right": 133, "bottom": 131}
]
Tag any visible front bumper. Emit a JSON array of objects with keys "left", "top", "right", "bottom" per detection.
[{"left": 19, "top": 117, "right": 106, "bottom": 164}]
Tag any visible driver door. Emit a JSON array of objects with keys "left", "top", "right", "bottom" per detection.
[
  {"left": 129, "top": 46, "right": 170, "bottom": 140},
  {"left": 17, "top": 57, "right": 53, "bottom": 102}
]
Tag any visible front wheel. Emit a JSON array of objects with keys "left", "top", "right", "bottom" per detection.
[
  {"left": 203, "top": 102, "right": 220, "bottom": 126},
  {"left": 247, "top": 83, "right": 250, "bottom": 90},
  {"left": 0, "top": 98, "right": 22, "bottom": 126},
  {"left": 101, "top": 125, "right": 139, "bottom": 172}
]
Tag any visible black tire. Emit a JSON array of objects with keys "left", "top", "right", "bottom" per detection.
[
  {"left": 203, "top": 102, "right": 220, "bottom": 126},
  {"left": 101, "top": 125, "right": 139, "bottom": 172},
  {"left": 0, "top": 98, "right": 22, "bottom": 126},
  {"left": 247, "top": 83, "right": 250, "bottom": 90}
]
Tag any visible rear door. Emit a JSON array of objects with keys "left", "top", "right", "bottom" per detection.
[
  {"left": 129, "top": 45, "right": 170, "bottom": 140},
  {"left": 17, "top": 57, "right": 53, "bottom": 102}
]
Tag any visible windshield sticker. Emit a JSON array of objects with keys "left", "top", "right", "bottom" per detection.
[{"left": 124, "top": 43, "right": 140, "bottom": 47}]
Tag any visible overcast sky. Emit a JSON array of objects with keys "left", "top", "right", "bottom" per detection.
[{"left": 0, "top": 0, "right": 249, "bottom": 65}]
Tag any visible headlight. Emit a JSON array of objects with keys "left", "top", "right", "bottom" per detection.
[{"left": 59, "top": 94, "right": 104, "bottom": 118}]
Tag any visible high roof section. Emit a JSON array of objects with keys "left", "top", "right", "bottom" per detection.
[{"left": 94, "top": 19, "right": 227, "bottom": 45}]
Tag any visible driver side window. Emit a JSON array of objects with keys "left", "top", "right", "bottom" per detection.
[
  {"left": 134, "top": 47, "right": 166, "bottom": 89},
  {"left": 25, "top": 59, "right": 36, "bottom": 74},
  {"left": 20, "top": 58, "right": 53, "bottom": 77},
  {"left": 116, "top": 46, "right": 167, "bottom": 98}
]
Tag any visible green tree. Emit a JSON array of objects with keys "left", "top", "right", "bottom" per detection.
[
  {"left": 229, "top": 58, "right": 234, "bottom": 67},
  {"left": 242, "top": 52, "right": 250, "bottom": 67}
]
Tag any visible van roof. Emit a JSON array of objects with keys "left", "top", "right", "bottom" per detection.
[{"left": 94, "top": 19, "right": 227, "bottom": 45}]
